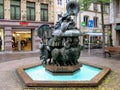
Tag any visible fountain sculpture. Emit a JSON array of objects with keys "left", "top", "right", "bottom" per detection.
[
  {"left": 17, "top": 1, "right": 110, "bottom": 87},
  {"left": 38, "top": 1, "right": 82, "bottom": 73}
]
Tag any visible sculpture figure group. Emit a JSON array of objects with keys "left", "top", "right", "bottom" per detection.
[{"left": 38, "top": 1, "right": 82, "bottom": 66}]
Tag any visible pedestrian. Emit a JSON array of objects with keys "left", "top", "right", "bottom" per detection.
[{"left": 0, "top": 37, "right": 2, "bottom": 51}]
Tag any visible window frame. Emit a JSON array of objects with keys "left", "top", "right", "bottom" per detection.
[
  {"left": 0, "top": 0, "right": 4, "bottom": 19},
  {"left": 40, "top": 3, "right": 48, "bottom": 21},
  {"left": 103, "top": 4, "right": 109, "bottom": 13},
  {"left": 57, "top": 0, "right": 62, "bottom": 5},
  {"left": 10, "top": 0, "right": 21, "bottom": 20},
  {"left": 26, "top": 1, "right": 35, "bottom": 21},
  {"left": 93, "top": 3, "right": 98, "bottom": 12},
  {"left": 66, "top": 0, "right": 70, "bottom": 3},
  {"left": 93, "top": 17, "right": 98, "bottom": 28},
  {"left": 83, "top": 15, "right": 89, "bottom": 27}
]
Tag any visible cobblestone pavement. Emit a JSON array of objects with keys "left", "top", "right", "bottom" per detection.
[{"left": 0, "top": 49, "right": 120, "bottom": 90}]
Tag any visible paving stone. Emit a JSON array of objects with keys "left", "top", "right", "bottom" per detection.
[{"left": 0, "top": 49, "right": 120, "bottom": 90}]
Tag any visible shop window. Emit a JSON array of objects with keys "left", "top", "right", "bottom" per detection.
[
  {"left": 12, "top": 30, "right": 32, "bottom": 51},
  {"left": 0, "top": 28, "right": 4, "bottom": 51},
  {"left": 10, "top": 0, "right": 21, "bottom": 20},
  {"left": 41, "top": 4, "right": 48, "bottom": 21},
  {"left": 0, "top": 0, "right": 4, "bottom": 19},
  {"left": 83, "top": 16, "right": 89, "bottom": 27},
  {"left": 27, "top": 2, "right": 35, "bottom": 21},
  {"left": 93, "top": 17, "right": 98, "bottom": 28}
]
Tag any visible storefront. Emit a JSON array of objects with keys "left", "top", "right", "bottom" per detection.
[
  {"left": 12, "top": 29, "right": 32, "bottom": 51},
  {"left": 0, "top": 20, "right": 53, "bottom": 52},
  {"left": 0, "top": 28, "right": 4, "bottom": 51},
  {"left": 83, "top": 32, "right": 107, "bottom": 49},
  {"left": 115, "top": 25, "right": 120, "bottom": 46}
]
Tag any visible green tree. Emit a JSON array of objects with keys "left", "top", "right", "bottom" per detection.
[
  {"left": 78, "top": 0, "right": 110, "bottom": 10},
  {"left": 77, "top": 0, "right": 110, "bottom": 53}
]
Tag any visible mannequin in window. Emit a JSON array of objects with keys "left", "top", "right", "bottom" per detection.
[{"left": 0, "top": 37, "right": 2, "bottom": 51}]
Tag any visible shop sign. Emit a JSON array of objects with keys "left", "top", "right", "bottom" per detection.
[
  {"left": 81, "top": 22, "right": 86, "bottom": 26},
  {"left": 88, "top": 20, "right": 94, "bottom": 28},
  {"left": 19, "top": 21, "right": 29, "bottom": 26}
]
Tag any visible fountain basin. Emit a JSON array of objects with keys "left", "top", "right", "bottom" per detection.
[{"left": 17, "top": 62, "right": 110, "bottom": 87}]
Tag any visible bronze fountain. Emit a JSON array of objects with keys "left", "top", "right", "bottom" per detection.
[
  {"left": 38, "top": 1, "right": 82, "bottom": 73},
  {"left": 17, "top": 1, "right": 110, "bottom": 87}
]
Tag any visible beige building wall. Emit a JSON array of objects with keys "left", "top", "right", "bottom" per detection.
[
  {"left": 4, "top": 0, "right": 10, "bottom": 20},
  {"left": 4, "top": 0, "right": 54, "bottom": 23},
  {"left": 104, "top": 0, "right": 120, "bottom": 46},
  {"left": 54, "top": 1, "right": 103, "bottom": 33},
  {"left": 54, "top": 1, "right": 109, "bottom": 46},
  {"left": 0, "top": 0, "right": 54, "bottom": 52},
  {"left": 54, "top": 0, "right": 69, "bottom": 24},
  {"left": 21, "top": 0, "right": 27, "bottom": 21}
]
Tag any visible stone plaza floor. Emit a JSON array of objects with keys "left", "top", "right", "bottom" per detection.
[{"left": 0, "top": 49, "right": 120, "bottom": 90}]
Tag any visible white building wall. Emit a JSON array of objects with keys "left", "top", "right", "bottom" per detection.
[{"left": 54, "top": 1, "right": 102, "bottom": 32}]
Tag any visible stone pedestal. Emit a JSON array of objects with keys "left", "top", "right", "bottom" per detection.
[{"left": 44, "top": 63, "right": 82, "bottom": 73}]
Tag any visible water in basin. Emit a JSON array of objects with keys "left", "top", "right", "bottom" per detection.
[{"left": 25, "top": 64, "right": 101, "bottom": 81}]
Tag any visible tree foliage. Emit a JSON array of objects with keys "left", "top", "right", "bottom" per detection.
[{"left": 77, "top": 0, "right": 110, "bottom": 11}]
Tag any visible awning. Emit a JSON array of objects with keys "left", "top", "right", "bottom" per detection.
[
  {"left": 115, "top": 25, "right": 120, "bottom": 30},
  {"left": 85, "top": 32, "right": 103, "bottom": 36}
]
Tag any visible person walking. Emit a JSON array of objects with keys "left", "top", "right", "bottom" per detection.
[{"left": 0, "top": 37, "right": 2, "bottom": 51}]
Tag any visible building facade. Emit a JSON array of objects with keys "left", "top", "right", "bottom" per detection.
[
  {"left": 104, "top": 0, "right": 120, "bottom": 46},
  {"left": 79, "top": 3, "right": 109, "bottom": 47},
  {"left": 54, "top": 0, "right": 70, "bottom": 24},
  {"left": 54, "top": 0, "right": 109, "bottom": 47},
  {"left": 0, "top": 0, "right": 54, "bottom": 52}
]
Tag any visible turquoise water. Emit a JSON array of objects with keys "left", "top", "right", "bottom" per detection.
[{"left": 25, "top": 64, "right": 101, "bottom": 81}]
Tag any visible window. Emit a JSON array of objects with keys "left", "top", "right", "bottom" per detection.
[
  {"left": 103, "top": 5, "right": 109, "bottom": 13},
  {"left": 57, "top": 0, "right": 62, "bottom": 5},
  {"left": 116, "top": 0, "right": 120, "bottom": 13},
  {"left": 27, "top": 2, "right": 35, "bottom": 21},
  {"left": 66, "top": 0, "right": 70, "bottom": 3},
  {"left": 83, "top": 16, "right": 89, "bottom": 27},
  {"left": 0, "top": 0, "right": 4, "bottom": 19},
  {"left": 0, "top": 28, "right": 4, "bottom": 51},
  {"left": 57, "top": 14, "right": 62, "bottom": 20},
  {"left": 10, "top": 0, "right": 21, "bottom": 20},
  {"left": 41, "top": 4, "right": 48, "bottom": 21},
  {"left": 93, "top": 17, "right": 98, "bottom": 28},
  {"left": 93, "top": 3, "right": 98, "bottom": 12}
]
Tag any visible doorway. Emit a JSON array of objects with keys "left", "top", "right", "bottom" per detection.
[
  {"left": 12, "top": 30, "right": 32, "bottom": 51},
  {"left": 0, "top": 28, "right": 4, "bottom": 51}
]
